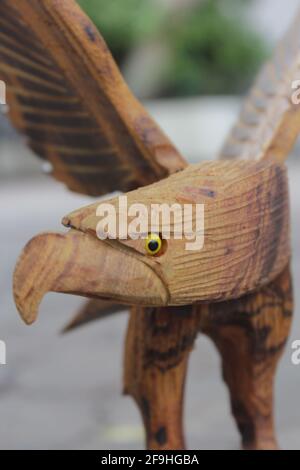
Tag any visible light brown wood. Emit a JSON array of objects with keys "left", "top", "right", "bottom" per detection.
[
  {"left": 13, "top": 230, "right": 168, "bottom": 325},
  {"left": 0, "top": 0, "right": 185, "bottom": 196},
  {"left": 123, "top": 265, "right": 293, "bottom": 451},
  {"left": 63, "top": 159, "right": 290, "bottom": 304},
  {"left": 13, "top": 159, "right": 290, "bottom": 325},
  {"left": 124, "top": 305, "right": 199, "bottom": 450},
  {"left": 199, "top": 265, "right": 293, "bottom": 450},
  {"left": 4, "top": 0, "right": 296, "bottom": 451}
]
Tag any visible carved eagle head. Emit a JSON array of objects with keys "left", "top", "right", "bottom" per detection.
[{"left": 13, "top": 160, "right": 290, "bottom": 325}]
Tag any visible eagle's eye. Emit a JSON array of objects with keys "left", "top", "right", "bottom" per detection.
[{"left": 145, "top": 233, "right": 162, "bottom": 255}]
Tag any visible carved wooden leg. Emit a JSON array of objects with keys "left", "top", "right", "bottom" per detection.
[
  {"left": 200, "top": 265, "right": 293, "bottom": 450},
  {"left": 123, "top": 305, "right": 199, "bottom": 450}
]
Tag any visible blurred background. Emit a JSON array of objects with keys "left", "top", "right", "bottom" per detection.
[{"left": 1, "top": 0, "right": 300, "bottom": 449}]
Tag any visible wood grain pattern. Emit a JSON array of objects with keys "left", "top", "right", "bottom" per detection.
[
  {"left": 199, "top": 265, "right": 293, "bottom": 449},
  {"left": 219, "top": 11, "right": 300, "bottom": 163},
  {"left": 13, "top": 230, "right": 168, "bottom": 325},
  {"left": 123, "top": 265, "right": 293, "bottom": 450},
  {"left": 63, "top": 159, "right": 290, "bottom": 304},
  {"left": 124, "top": 305, "right": 199, "bottom": 450},
  {"left": 8, "top": 0, "right": 295, "bottom": 451},
  {"left": 0, "top": 0, "right": 185, "bottom": 196},
  {"left": 13, "top": 159, "right": 290, "bottom": 324}
]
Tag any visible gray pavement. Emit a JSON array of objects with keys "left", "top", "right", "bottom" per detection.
[{"left": 0, "top": 162, "right": 300, "bottom": 450}]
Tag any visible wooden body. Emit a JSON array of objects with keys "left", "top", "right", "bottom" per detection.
[
  {"left": 124, "top": 266, "right": 293, "bottom": 450},
  {"left": 1, "top": 0, "right": 296, "bottom": 451}
]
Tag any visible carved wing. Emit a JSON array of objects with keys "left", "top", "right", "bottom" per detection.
[
  {"left": 62, "top": 299, "right": 125, "bottom": 333},
  {"left": 0, "top": 0, "right": 186, "bottom": 196},
  {"left": 219, "top": 10, "right": 300, "bottom": 163}
]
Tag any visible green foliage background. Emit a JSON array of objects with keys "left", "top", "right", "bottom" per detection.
[{"left": 78, "top": 0, "right": 267, "bottom": 97}]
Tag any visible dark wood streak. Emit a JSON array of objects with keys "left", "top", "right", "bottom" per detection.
[
  {"left": 17, "top": 95, "right": 81, "bottom": 112},
  {"left": 0, "top": 36, "right": 53, "bottom": 69},
  {"left": 232, "top": 400, "right": 256, "bottom": 444},
  {"left": 23, "top": 112, "right": 95, "bottom": 128},
  {"left": 144, "top": 335, "right": 195, "bottom": 372},
  {"left": 84, "top": 23, "right": 97, "bottom": 42},
  {"left": 142, "top": 306, "right": 197, "bottom": 372},
  {"left": 57, "top": 152, "right": 119, "bottom": 167},
  {"left": 199, "top": 188, "right": 216, "bottom": 198},
  {"left": 0, "top": 49, "right": 66, "bottom": 86},
  {"left": 17, "top": 76, "right": 73, "bottom": 97},
  {"left": 0, "top": 5, "right": 47, "bottom": 42},
  {"left": 124, "top": 306, "right": 195, "bottom": 449},
  {"left": 259, "top": 166, "right": 287, "bottom": 282},
  {"left": 155, "top": 427, "right": 168, "bottom": 446},
  {"left": 199, "top": 265, "right": 293, "bottom": 450},
  {"left": 24, "top": 127, "right": 109, "bottom": 149},
  {"left": 0, "top": 21, "right": 47, "bottom": 56}
]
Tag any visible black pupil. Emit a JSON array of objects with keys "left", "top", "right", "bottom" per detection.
[{"left": 148, "top": 240, "right": 159, "bottom": 252}]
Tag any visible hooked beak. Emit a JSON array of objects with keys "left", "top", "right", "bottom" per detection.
[{"left": 13, "top": 229, "right": 168, "bottom": 325}]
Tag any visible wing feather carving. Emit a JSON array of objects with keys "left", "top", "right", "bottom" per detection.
[
  {"left": 219, "top": 11, "right": 300, "bottom": 163},
  {"left": 0, "top": 0, "right": 186, "bottom": 196}
]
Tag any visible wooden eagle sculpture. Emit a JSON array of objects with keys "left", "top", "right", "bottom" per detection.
[{"left": 1, "top": 0, "right": 298, "bottom": 450}]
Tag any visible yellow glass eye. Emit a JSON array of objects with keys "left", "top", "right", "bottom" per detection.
[{"left": 145, "top": 233, "right": 162, "bottom": 255}]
